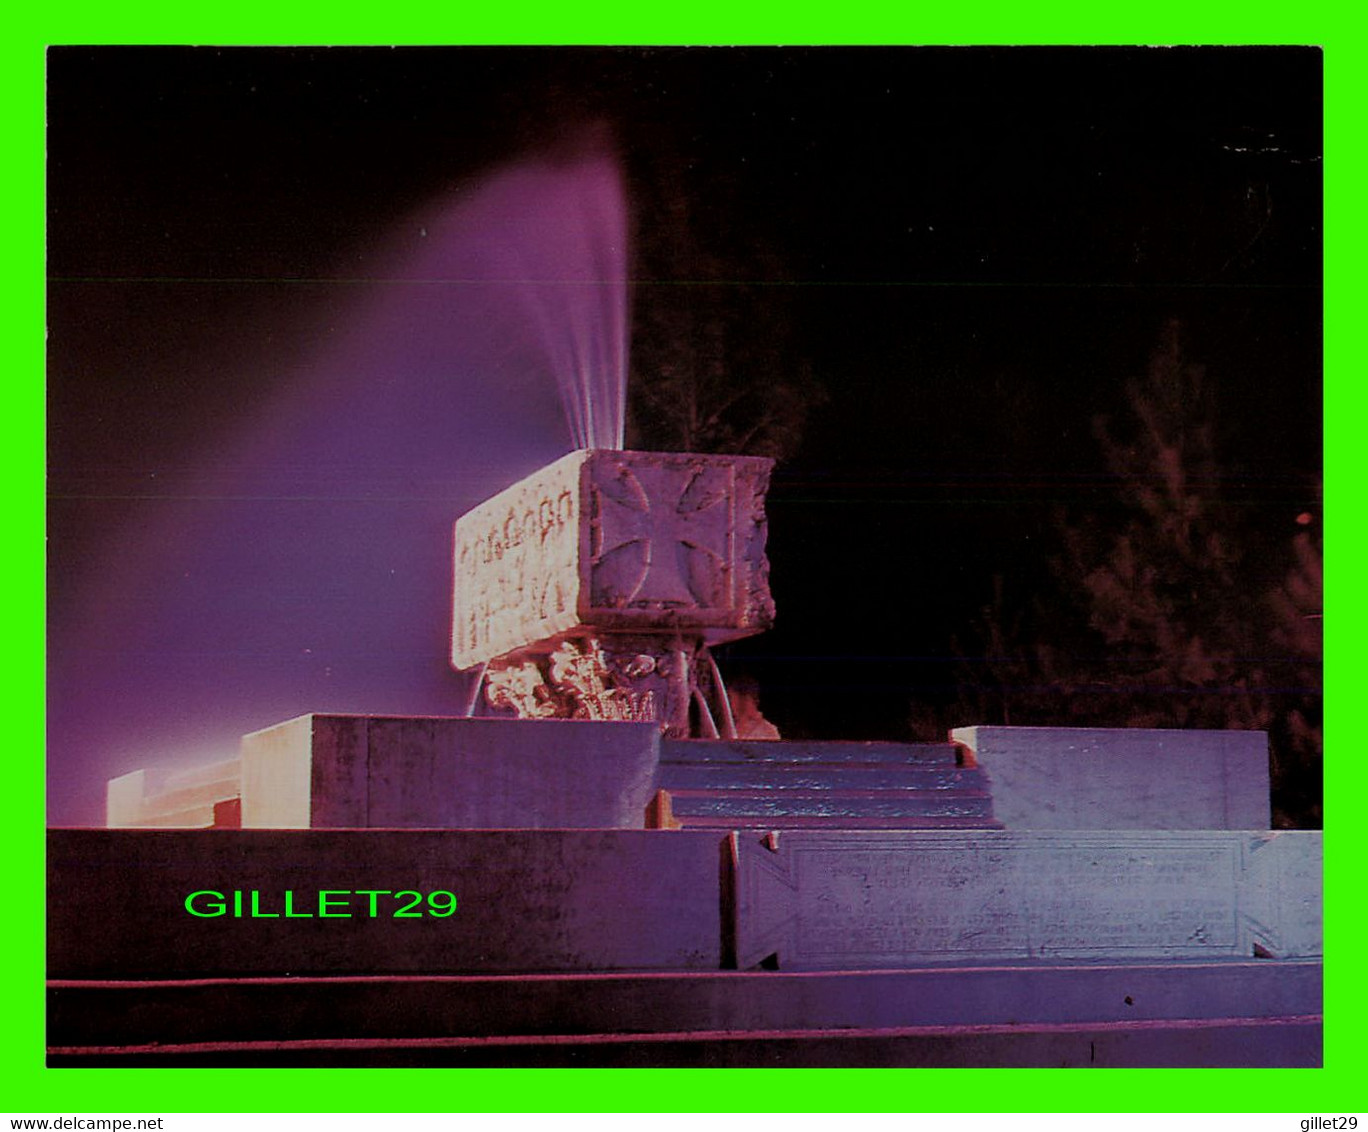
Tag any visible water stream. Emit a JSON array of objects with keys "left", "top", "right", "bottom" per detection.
[{"left": 49, "top": 135, "right": 633, "bottom": 823}]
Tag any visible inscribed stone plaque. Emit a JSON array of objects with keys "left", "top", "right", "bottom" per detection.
[{"left": 732, "top": 830, "right": 1321, "bottom": 969}]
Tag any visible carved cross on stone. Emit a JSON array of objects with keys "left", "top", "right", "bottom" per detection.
[
  {"left": 452, "top": 449, "right": 773, "bottom": 672},
  {"left": 590, "top": 460, "right": 731, "bottom": 611}
]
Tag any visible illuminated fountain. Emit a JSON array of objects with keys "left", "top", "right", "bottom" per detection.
[
  {"left": 64, "top": 132, "right": 1319, "bottom": 1071},
  {"left": 442, "top": 127, "right": 775, "bottom": 739}
]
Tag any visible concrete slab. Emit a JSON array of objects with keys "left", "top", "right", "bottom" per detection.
[
  {"left": 107, "top": 759, "right": 242, "bottom": 829},
  {"left": 952, "top": 725, "right": 1271, "bottom": 829},
  {"left": 49, "top": 960, "right": 1322, "bottom": 1048},
  {"left": 240, "top": 714, "right": 660, "bottom": 829},
  {"left": 47, "top": 828, "right": 725, "bottom": 978},
  {"left": 47, "top": 1016, "right": 1322, "bottom": 1069},
  {"left": 732, "top": 829, "right": 1321, "bottom": 969}
]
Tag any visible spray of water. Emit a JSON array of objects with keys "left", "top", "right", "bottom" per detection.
[
  {"left": 475, "top": 137, "right": 630, "bottom": 449},
  {"left": 48, "top": 134, "right": 634, "bottom": 824}
]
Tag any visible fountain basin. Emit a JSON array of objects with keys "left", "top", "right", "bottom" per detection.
[{"left": 451, "top": 449, "right": 775, "bottom": 670}]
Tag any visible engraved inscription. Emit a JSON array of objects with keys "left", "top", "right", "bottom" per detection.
[
  {"left": 452, "top": 453, "right": 586, "bottom": 668},
  {"left": 457, "top": 489, "right": 577, "bottom": 657},
  {"left": 734, "top": 831, "right": 1322, "bottom": 969}
]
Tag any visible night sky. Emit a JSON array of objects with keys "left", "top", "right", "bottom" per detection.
[{"left": 47, "top": 47, "right": 1322, "bottom": 825}]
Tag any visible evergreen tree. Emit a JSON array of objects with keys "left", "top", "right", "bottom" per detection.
[
  {"left": 934, "top": 321, "right": 1321, "bottom": 826},
  {"left": 1066, "top": 319, "right": 1269, "bottom": 729}
]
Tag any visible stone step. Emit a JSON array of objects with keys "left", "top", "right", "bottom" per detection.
[
  {"left": 659, "top": 813, "right": 1005, "bottom": 831},
  {"left": 120, "top": 777, "right": 240, "bottom": 821},
  {"left": 654, "top": 740, "right": 988, "bottom": 830},
  {"left": 657, "top": 763, "right": 985, "bottom": 792},
  {"left": 661, "top": 788, "right": 997, "bottom": 821},
  {"left": 129, "top": 804, "right": 219, "bottom": 828},
  {"left": 661, "top": 739, "right": 964, "bottom": 767},
  {"left": 47, "top": 961, "right": 1322, "bottom": 1068},
  {"left": 241, "top": 715, "right": 661, "bottom": 829},
  {"left": 107, "top": 766, "right": 243, "bottom": 829},
  {"left": 162, "top": 758, "right": 241, "bottom": 792},
  {"left": 139, "top": 780, "right": 239, "bottom": 822}
]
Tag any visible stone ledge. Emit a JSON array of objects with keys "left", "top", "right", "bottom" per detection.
[
  {"left": 733, "top": 828, "right": 1320, "bottom": 969},
  {"left": 952, "top": 725, "right": 1271, "bottom": 830}
]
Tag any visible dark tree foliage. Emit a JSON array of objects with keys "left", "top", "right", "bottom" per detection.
[
  {"left": 623, "top": 149, "right": 826, "bottom": 460},
  {"left": 935, "top": 322, "right": 1322, "bottom": 827}
]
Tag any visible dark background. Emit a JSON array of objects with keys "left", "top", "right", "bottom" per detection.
[{"left": 47, "top": 47, "right": 1322, "bottom": 825}]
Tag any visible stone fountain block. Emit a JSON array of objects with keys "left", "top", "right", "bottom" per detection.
[
  {"left": 239, "top": 713, "right": 661, "bottom": 829},
  {"left": 451, "top": 449, "right": 774, "bottom": 669}
]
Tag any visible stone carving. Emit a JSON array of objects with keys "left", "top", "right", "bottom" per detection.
[
  {"left": 452, "top": 458, "right": 583, "bottom": 670},
  {"left": 453, "top": 450, "right": 774, "bottom": 669},
  {"left": 485, "top": 661, "right": 560, "bottom": 719},
  {"left": 590, "top": 460, "right": 731, "bottom": 610},
  {"left": 483, "top": 636, "right": 684, "bottom": 726},
  {"left": 548, "top": 638, "right": 655, "bottom": 722},
  {"left": 453, "top": 449, "right": 775, "bottom": 736}
]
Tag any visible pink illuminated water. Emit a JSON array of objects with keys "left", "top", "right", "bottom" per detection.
[
  {"left": 473, "top": 140, "right": 630, "bottom": 450},
  {"left": 49, "top": 136, "right": 633, "bottom": 823}
]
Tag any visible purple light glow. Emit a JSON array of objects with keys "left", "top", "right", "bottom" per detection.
[
  {"left": 473, "top": 132, "right": 630, "bottom": 450},
  {"left": 48, "top": 137, "right": 631, "bottom": 825}
]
